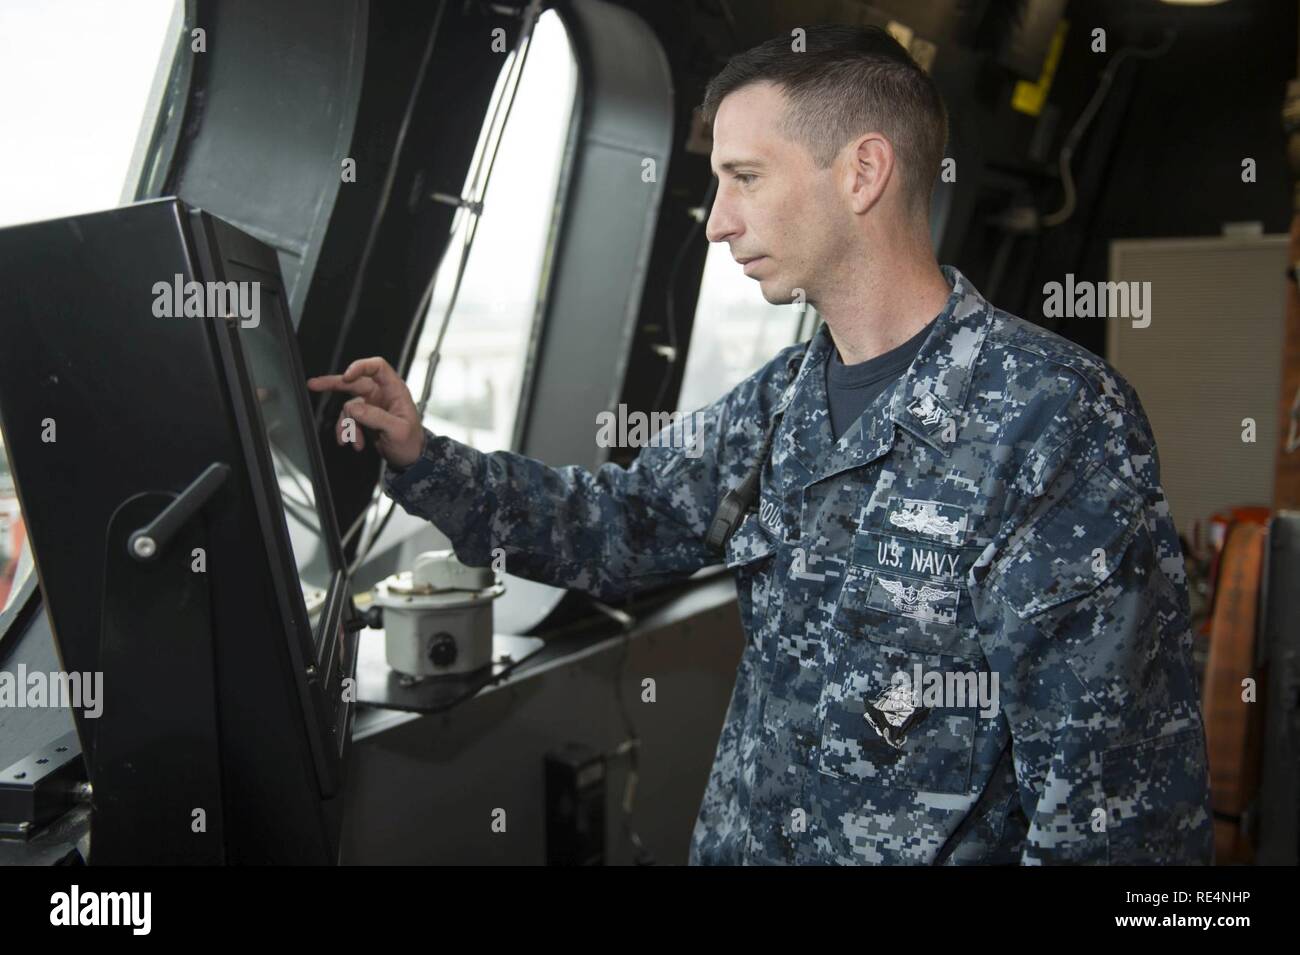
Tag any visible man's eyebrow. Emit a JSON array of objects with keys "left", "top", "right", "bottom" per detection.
[{"left": 713, "top": 158, "right": 766, "bottom": 177}]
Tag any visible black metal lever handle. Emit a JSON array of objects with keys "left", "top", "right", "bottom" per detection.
[{"left": 127, "top": 462, "right": 231, "bottom": 561}]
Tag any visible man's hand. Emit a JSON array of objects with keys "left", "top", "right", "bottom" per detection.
[{"left": 307, "top": 356, "right": 426, "bottom": 469}]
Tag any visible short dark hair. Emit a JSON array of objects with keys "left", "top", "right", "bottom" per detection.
[{"left": 700, "top": 24, "right": 948, "bottom": 216}]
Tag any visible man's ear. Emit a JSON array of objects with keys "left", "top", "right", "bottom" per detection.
[{"left": 845, "top": 132, "right": 892, "bottom": 215}]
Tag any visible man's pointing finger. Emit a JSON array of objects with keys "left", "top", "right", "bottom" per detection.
[{"left": 308, "top": 373, "right": 379, "bottom": 399}]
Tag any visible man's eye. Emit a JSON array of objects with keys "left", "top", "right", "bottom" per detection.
[{"left": 734, "top": 174, "right": 756, "bottom": 186}]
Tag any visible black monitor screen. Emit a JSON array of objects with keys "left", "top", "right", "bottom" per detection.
[{"left": 236, "top": 288, "right": 338, "bottom": 600}]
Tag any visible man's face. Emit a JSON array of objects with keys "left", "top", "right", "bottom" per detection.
[{"left": 706, "top": 82, "right": 846, "bottom": 305}]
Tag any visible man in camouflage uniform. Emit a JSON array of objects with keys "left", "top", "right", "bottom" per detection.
[{"left": 309, "top": 25, "right": 1212, "bottom": 864}]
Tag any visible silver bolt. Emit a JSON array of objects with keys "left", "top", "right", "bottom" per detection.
[{"left": 132, "top": 536, "right": 157, "bottom": 559}]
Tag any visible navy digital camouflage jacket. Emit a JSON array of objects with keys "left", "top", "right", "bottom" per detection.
[{"left": 382, "top": 264, "right": 1214, "bottom": 865}]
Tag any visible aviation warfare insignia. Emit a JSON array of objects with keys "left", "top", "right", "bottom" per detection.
[{"left": 878, "top": 577, "right": 958, "bottom": 624}]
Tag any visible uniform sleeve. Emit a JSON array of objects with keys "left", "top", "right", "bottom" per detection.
[
  {"left": 380, "top": 400, "right": 737, "bottom": 601},
  {"left": 970, "top": 391, "right": 1213, "bottom": 865}
]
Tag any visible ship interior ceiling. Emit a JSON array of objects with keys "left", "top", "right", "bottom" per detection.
[{"left": 0, "top": 0, "right": 1296, "bottom": 887}]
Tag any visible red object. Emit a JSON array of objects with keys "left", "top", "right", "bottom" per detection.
[{"left": 0, "top": 512, "right": 26, "bottom": 610}]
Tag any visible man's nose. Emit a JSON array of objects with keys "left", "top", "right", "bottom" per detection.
[{"left": 705, "top": 192, "right": 739, "bottom": 244}]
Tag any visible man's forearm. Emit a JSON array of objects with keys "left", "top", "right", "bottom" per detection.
[{"left": 381, "top": 427, "right": 719, "bottom": 600}]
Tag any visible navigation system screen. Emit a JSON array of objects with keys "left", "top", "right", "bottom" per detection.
[{"left": 237, "top": 287, "right": 337, "bottom": 594}]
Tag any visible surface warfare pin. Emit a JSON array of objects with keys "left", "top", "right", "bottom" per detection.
[
  {"left": 863, "top": 679, "right": 929, "bottom": 749},
  {"left": 888, "top": 499, "right": 962, "bottom": 541}
]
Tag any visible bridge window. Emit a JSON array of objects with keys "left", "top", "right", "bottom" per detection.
[
  {"left": 404, "top": 10, "right": 578, "bottom": 452},
  {"left": 0, "top": 442, "right": 30, "bottom": 614},
  {"left": 0, "top": 0, "right": 183, "bottom": 228},
  {"left": 0, "top": 0, "right": 183, "bottom": 614},
  {"left": 676, "top": 242, "right": 810, "bottom": 412}
]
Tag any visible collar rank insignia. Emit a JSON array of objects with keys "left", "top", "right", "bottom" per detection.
[
  {"left": 863, "top": 681, "right": 929, "bottom": 749},
  {"left": 907, "top": 390, "right": 945, "bottom": 427}
]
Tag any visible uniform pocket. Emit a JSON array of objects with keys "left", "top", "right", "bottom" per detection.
[
  {"left": 817, "top": 565, "right": 986, "bottom": 795},
  {"left": 985, "top": 461, "right": 1164, "bottom": 712},
  {"left": 1102, "top": 727, "right": 1213, "bottom": 864},
  {"left": 989, "top": 462, "right": 1144, "bottom": 618}
]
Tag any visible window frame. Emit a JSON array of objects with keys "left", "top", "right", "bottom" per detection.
[
  {"left": 508, "top": 0, "right": 674, "bottom": 470},
  {"left": 125, "top": 0, "right": 194, "bottom": 204}
]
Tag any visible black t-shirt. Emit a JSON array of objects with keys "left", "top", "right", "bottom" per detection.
[{"left": 826, "top": 318, "right": 936, "bottom": 442}]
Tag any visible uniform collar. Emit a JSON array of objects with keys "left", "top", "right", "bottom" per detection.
[{"left": 776, "top": 264, "right": 993, "bottom": 486}]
